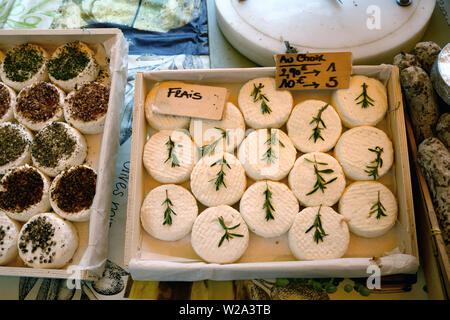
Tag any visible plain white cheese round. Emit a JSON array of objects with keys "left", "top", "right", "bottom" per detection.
[
  {"left": 287, "top": 100, "right": 342, "bottom": 153},
  {"left": 190, "top": 102, "right": 245, "bottom": 155},
  {"left": 140, "top": 184, "right": 198, "bottom": 241},
  {"left": 31, "top": 122, "right": 88, "bottom": 177},
  {"left": 331, "top": 75, "right": 388, "bottom": 128},
  {"left": 239, "top": 180, "right": 299, "bottom": 238},
  {"left": 0, "top": 165, "right": 51, "bottom": 222},
  {"left": 335, "top": 126, "right": 394, "bottom": 181},
  {"left": 49, "top": 42, "right": 99, "bottom": 92},
  {"left": 288, "top": 206, "right": 349, "bottom": 261},
  {"left": 17, "top": 212, "right": 78, "bottom": 269},
  {"left": 0, "top": 122, "right": 33, "bottom": 175},
  {"left": 288, "top": 152, "right": 346, "bottom": 207},
  {"left": 0, "top": 213, "right": 21, "bottom": 265},
  {"left": 191, "top": 205, "right": 249, "bottom": 264},
  {"left": 144, "top": 82, "right": 190, "bottom": 130},
  {"left": 339, "top": 181, "right": 398, "bottom": 238},
  {"left": 0, "top": 44, "right": 49, "bottom": 92},
  {"left": 237, "top": 128, "right": 296, "bottom": 181},
  {"left": 0, "top": 82, "right": 16, "bottom": 123},
  {"left": 238, "top": 77, "right": 293, "bottom": 128},
  {"left": 143, "top": 130, "right": 198, "bottom": 184},
  {"left": 15, "top": 81, "right": 65, "bottom": 132},
  {"left": 190, "top": 152, "right": 246, "bottom": 207}
]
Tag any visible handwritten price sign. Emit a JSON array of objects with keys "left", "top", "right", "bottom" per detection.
[{"left": 275, "top": 52, "right": 352, "bottom": 90}]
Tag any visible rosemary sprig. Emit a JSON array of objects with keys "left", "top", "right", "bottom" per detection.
[
  {"left": 200, "top": 127, "right": 228, "bottom": 157},
  {"left": 164, "top": 136, "right": 180, "bottom": 167},
  {"left": 309, "top": 104, "right": 329, "bottom": 143},
  {"left": 305, "top": 205, "right": 328, "bottom": 244},
  {"left": 262, "top": 129, "right": 285, "bottom": 164},
  {"left": 262, "top": 182, "right": 275, "bottom": 221},
  {"left": 218, "top": 216, "right": 244, "bottom": 247},
  {"left": 251, "top": 83, "right": 272, "bottom": 114},
  {"left": 355, "top": 82, "right": 375, "bottom": 109},
  {"left": 364, "top": 146, "right": 384, "bottom": 180},
  {"left": 369, "top": 191, "right": 387, "bottom": 219},
  {"left": 162, "top": 189, "right": 177, "bottom": 226},
  {"left": 305, "top": 156, "right": 337, "bottom": 196},
  {"left": 209, "top": 156, "right": 231, "bottom": 191}
]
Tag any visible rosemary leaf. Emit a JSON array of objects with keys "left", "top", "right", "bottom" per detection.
[
  {"left": 262, "top": 130, "right": 284, "bottom": 164},
  {"left": 263, "top": 182, "right": 275, "bottom": 221},
  {"left": 200, "top": 127, "right": 228, "bottom": 157},
  {"left": 305, "top": 205, "right": 328, "bottom": 244},
  {"left": 164, "top": 136, "right": 180, "bottom": 168},
  {"left": 217, "top": 216, "right": 243, "bottom": 247},
  {"left": 309, "top": 104, "right": 329, "bottom": 143},
  {"left": 250, "top": 83, "right": 272, "bottom": 114},
  {"left": 355, "top": 83, "right": 375, "bottom": 109},
  {"left": 369, "top": 191, "right": 387, "bottom": 219},
  {"left": 364, "top": 146, "right": 384, "bottom": 180},
  {"left": 209, "top": 156, "right": 231, "bottom": 191},
  {"left": 162, "top": 189, "right": 177, "bottom": 226},
  {"left": 305, "top": 156, "right": 337, "bottom": 196}
]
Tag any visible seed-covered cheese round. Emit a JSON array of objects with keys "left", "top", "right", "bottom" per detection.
[
  {"left": 288, "top": 206, "right": 349, "bottom": 261},
  {"left": 0, "top": 213, "right": 21, "bottom": 265},
  {"left": 0, "top": 122, "right": 33, "bottom": 175},
  {"left": 0, "top": 82, "right": 16, "bottom": 123},
  {"left": 191, "top": 205, "right": 249, "bottom": 264}
]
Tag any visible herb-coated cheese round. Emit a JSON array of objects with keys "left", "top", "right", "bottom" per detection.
[
  {"left": 0, "top": 122, "right": 33, "bottom": 175},
  {"left": 0, "top": 213, "right": 21, "bottom": 265},
  {"left": 0, "top": 82, "right": 16, "bottom": 123}
]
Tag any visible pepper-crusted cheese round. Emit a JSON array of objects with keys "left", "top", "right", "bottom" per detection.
[
  {"left": 0, "top": 43, "right": 49, "bottom": 92},
  {"left": 334, "top": 126, "right": 394, "bottom": 181},
  {"left": 239, "top": 180, "right": 299, "bottom": 238},
  {"left": 288, "top": 152, "right": 346, "bottom": 207},
  {"left": 287, "top": 100, "right": 342, "bottom": 153},
  {"left": 140, "top": 184, "right": 198, "bottom": 241},
  {"left": 0, "top": 122, "right": 33, "bottom": 175},
  {"left": 288, "top": 206, "right": 350, "bottom": 261},
  {"left": 15, "top": 81, "right": 65, "bottom": 131},
  {"left": 143, "top": 130, "right": 198, "bottom": 184},
  {"left": 0, "top": 213, "right": 21, "bottom": 265},
  {"left": 237, "top": 128, "right": 296, "bottom": 181},
  {"left": 339, "top": 181, "right": 397, "bottom": 238},
  {"left": 191, "top": 205, "right": 249, "bottom": 264},
  {"left": 0, "top": 165, "right": 50, "bottom": 222},
  {"left": 50, "top": 165, "right": 97, "bottom": 222},
  {"left": 190, "top": 152, "right": 246, "bottom": 207},
  {"left": 238, "top": 77, "right": 293, "bottom": 129},
  {"left": 64, "top": 82, "right": 109, "bottom": 134},
  {"left": 331, "top": 75, "right": 388, "bottom": 128},
  {"left": 0, "top": 82, "right": 16, "bottom": 123}
]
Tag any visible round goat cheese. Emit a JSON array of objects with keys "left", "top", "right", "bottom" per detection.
[
  {"left": 191, "top": 205, "right": 249, "bottom": 264},
  {"left": 0, "top": 122, "right": 33, "bottom": 175},
  {"left": 0, "top": 82, "right": 16, "bottom": 123},
  {"left": 0, "top": 213, "right": 21, "bottom": 265}
]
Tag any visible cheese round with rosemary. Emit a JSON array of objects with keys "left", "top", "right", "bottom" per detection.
[
  {"left": 288, "top": 152, "right": 346, "bottom": 207},
  {"left": 190, "top": 102, "right": 245, "bottom": 155},
  {"left": 0, "top": 82, "right": 16, "bottom": 123},
  {"left": 15, "top": 81, "right": 65, "bottom": 132},
  {"left": 334, "top": 126, "right": 394, "bottom": 181},
  {"left": 239, "top": 180, "right": 299, "bottom": 238},
  {"left": 237, "top": 128, "right": 296, "bottom": 181},
  {"left": 0, "top": 122, "right": 33, "bottom": 175},
  {"left": 17, "top": 212, "right": 78, "bottom": 269},
  {"left": 0, "top": 165, "right": 51, "bottom": 222},
  {"left": 143, "top": 130, "right": 198, "bottom": 184},
  {"left": 191, "top": 205, "right": 249, "bottom": 264},
  {"left": 288, "top": 206, "right": 349, "bottom": 261},
  {"left": 144, "top": 82, "right": 190, "bottom": 130},
  {"left": 64, "top": 82, "right": 109, "bottom": 134},
  {"left": 287, "top": 100, "right": 342, "bottom": 153},
  {"left": 339, "top": 181, "right": 397, "bottom": 238},
  {"left": 0, "top": 213, "right": 21, "bottom": 265},
  {"left": 0, "top": 43, "right": 49, "bottom": 92},
  {"left": 238, "top": 77, "right": 293, "bottom": 129},
  {"left": 190, "top": 152, "right": 246, "bottom": 207},
  {"left": 48, "top": 41, "right": 99, "bottom": 92},
  {"left": 50, "top": 165, "right": 97, "bottom": 222},
  {"left": 31, "top": 122, "right": 87, "bottom": 177},
  {"left": 140, "top": 184, "right": 198, "bottom": 241},
  {"left": 331, "top": 75, "right": 388, "bottom": 128}
]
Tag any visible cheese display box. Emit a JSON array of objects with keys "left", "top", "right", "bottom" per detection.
[
  {"left": 0, "top": 29, "right": 128, "bottom": 280},
  {"left": 124, "top": 65, "right": 419, "bottom": 281}
]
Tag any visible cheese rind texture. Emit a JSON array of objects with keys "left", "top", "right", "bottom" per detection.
[
  {"left": 287, "top": 100, "right": 342, "bottom": 153},
  {"left": 238, "top": 77, "right": 293, "bottom": 128},
  {"left": 238, "top": 128, "right": 296, "bottom": 181},
  {"left": 288, "top": 152, "right": 346, "bottom": 207},
  {"left": 190, "top": 152, "right": 246, "bottom": 207},
  {"left": 191, "top": 205, "right": 249, "bottom": 264},
  {"left": 143, "top": 130, "right": 198, "bottom": 184},
  {"left": 331, "top": 75, "right": 388, "bottom": 128},
  {"left": 140, "top": 184, "right": 198, "bottom": 241},
  {"left": 239, "top": 180, "right": 299, "bottom": 238},
  {"left": 288, "top": 206, "right": 349, "bottom": 260},
  {"left": 334, "top": 126, "right": 394, "bottom": 181},
  {"left": 339, "top": 181, "right": 397, "bottom": 238},
  {"left": 0, "top": 213, "right": 20, "bottom": 265}
]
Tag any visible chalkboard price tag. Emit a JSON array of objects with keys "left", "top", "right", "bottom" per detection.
[{"left": 275, "top": 52, "right": 352, "bottom": 90}]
